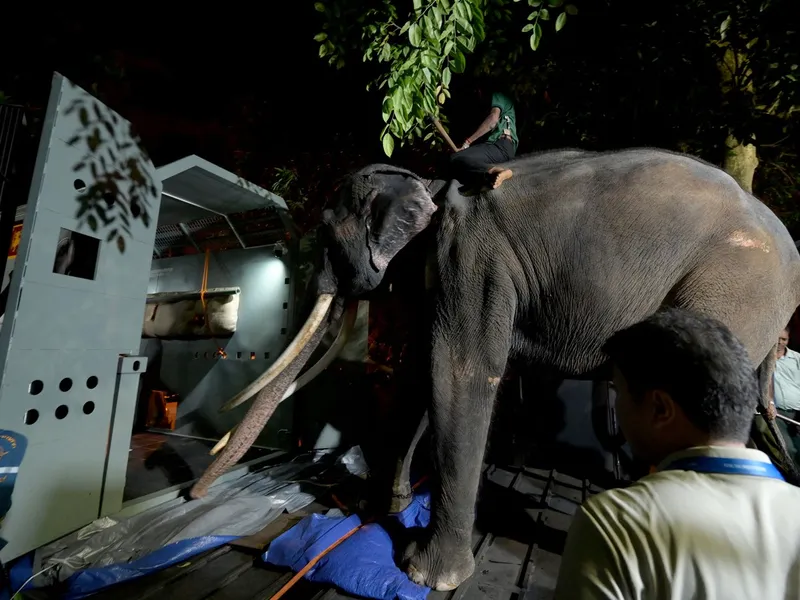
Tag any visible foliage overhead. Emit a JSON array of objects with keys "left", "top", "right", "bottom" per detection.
[
  {"left": 314, "top": 0, "right": 577, "bottom": 156},
  {"left": 64, "top": 87, "right": 157, "bottom": 253}
]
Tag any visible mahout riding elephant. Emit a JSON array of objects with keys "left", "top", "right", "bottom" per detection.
[{"left": 190, "top": 147, "right": 800, "bottom": 591}]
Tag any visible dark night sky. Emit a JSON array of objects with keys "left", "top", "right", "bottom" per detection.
[{"left": 5, "top": 6, "right": 388, "bottom": 175}]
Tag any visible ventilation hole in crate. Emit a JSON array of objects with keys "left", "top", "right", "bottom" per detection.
[
  {"left": 132, "top": 360, "right": 141, "bottom": 371},
  {"left": 250, "top": 352, "right": 256, "bottom": 360},
  {"left": 24, "top": 409, "right": 39, "bottom": 425},
  {"left": 55, "top": 405, "right": 69, "bottom": 420},
  {"left": 83, "top": 401, "right": 95, "bottom": 415},
  {"left": 264, "top": 352, "right": 270, "bottom": 360},
  {"left": 73, "top": 179, "right": 87, "bottom": 192},
  {"left": 282, "top": 302, "right": 288, "bottom": 309},
  {"left": 29, "top": 380, "right": 44, "bottom": 395},
  {"left": 194, "top": 352, "right": 200, "bottom": 359},
  {"left": 236, "top": 351, "right": 243, "bottom": 359},
  {"left": 284, "top": 277, "right": 290, "bottom": 285},
  {"left": 59, "top": 378, "right": 73, "bottom": 392},
  {"left": 53, "top": 228, "right": 100, "bottom": 280},
  {"left": 280, "top": 328, "right": 287, "bottom": 335},
  {"left": 204, "top": 352, "right": 210, "bottom": 359},
  {"left": 86, "top": 376, "right": 99, "bottom": 389}
]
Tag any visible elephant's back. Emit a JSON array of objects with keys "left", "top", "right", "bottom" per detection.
[{"left": 494, "top": 148, "right": 800, "bottom": 373}]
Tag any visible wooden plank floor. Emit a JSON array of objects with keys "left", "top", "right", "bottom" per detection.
[{"left": 79, "top": 465, "right": 602, "bottom": 600}]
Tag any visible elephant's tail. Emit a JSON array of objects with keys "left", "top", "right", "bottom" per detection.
[{"left": 755, "top": 346, "right": 800, "bottom": 485}]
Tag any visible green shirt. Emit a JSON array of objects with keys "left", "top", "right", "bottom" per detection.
[{"left": 486, "top": 92, "right": 518, "bottom": 150}]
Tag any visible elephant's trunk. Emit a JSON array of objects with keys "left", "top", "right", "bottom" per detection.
[{"left": 189, "top": 293, "right": 344, "bottom": 499}]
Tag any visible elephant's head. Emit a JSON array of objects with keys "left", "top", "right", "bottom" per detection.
[
  {"left": 189, "top": 164, "right": 437, "bottom": 499},
  {"left": 318, "top": 163, "right": 438, "bottom": 295}
]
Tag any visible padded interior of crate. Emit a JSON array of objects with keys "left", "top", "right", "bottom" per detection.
[{"left": 142, "top": 287, "right": 240, "bottom": 339}]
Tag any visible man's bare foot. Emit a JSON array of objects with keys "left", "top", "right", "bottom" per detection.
[{"left": 489, "top": 167, "right": 513, "bottom": 189}]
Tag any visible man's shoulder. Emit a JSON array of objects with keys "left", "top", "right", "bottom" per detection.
[
  {"left": 579, "top": 479, "right": 663, "bottom": 533},
  {"left": 785, "top": 348, "right": 800, "bottom": 362},
  {"left": 490, "top": 91, "right": 514, "bottom": 110},
  {"left": 583, "top": 469, "right": 800, "bottom": 532}
]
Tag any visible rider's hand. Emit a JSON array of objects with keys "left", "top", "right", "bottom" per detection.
[{"left": 767, "top": 401, "right": 778, "bottom": 420}]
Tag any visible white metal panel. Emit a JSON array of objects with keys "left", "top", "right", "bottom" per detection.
[{"left": 0, "top": 73, "right": 162, "bottom": 561}]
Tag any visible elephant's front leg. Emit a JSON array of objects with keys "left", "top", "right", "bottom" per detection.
[{"left": 404, "top": 322, "right": 511, "bottom": 591}]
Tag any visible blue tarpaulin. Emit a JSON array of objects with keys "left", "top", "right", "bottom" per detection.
[
  {"left": 265, "top": 492, "right": 432, "bottom": 600},
  {"left": 1, "top": 429, "right": 28, "bottom": 600}
]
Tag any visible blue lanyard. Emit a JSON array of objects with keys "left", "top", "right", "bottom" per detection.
[{"left": 662, "top": 456, "right": 785, "bottom": 481}]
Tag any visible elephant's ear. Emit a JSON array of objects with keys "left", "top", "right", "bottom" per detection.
[{"left": 361, "top": 167, "right": 437, "bottom": 272}]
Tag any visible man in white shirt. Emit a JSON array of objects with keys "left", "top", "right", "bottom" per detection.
[
  {"left": 555, "top": 308, "right": 800, "bottom": 600},
  {"left": 772, "top": 327, "right": 800, "bottom": 462}
]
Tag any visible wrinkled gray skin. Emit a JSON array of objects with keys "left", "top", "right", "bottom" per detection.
[
  {"left": 200, "top": 148, "right": 800, "bottom": 591},
  {"left": 318, "top": 148, "right": 800, "bottom": 591}
]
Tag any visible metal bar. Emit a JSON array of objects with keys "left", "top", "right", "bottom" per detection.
[
  {"left": 222, "top": 214, "right": 247, "bottom": 249},
  {"left": 177, "top": 222, "right": 203, "bottom": 253},
  {"left": 145, "top": 287, "right": 241, "bottom": 304},
  {"left": 162, "top": 190, "right": 247, "bottom": 249},
  {"left": 144, "top": 428, "right": 274, "bottom": 451},
  {"left": 753, "top": 411, "right": 800, "bottom": 427},
  {"left": 777, "top": 413, "right": 800, "bottom": 427}
]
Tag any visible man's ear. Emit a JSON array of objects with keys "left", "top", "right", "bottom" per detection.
[{"left": 648, "top": 389, "right": 678, "bottom": 427}]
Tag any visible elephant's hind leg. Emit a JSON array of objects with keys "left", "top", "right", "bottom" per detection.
[
  {"left": 390, "top": 411, "right": 429, "bottom": 513},
  {"left": 670, "top": 250, "right": 798, "bottom": 479}
]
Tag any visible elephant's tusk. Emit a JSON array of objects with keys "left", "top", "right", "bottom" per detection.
[
  {"left": 210, "top": 302, "right": 359, "bottom": 455},
  {"left": 210, "top": 428, "right": 234, "bottom": 456},
  {"left": 219, "top": 294, "right": 334, "bottom": 413}
]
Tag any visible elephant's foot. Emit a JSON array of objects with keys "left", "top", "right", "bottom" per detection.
[{"left": 402, "top": 532, "right": 475, "bottom": 591}]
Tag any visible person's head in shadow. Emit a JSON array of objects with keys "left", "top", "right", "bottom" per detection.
[{"left": 603, "top": 307, "right": 758, "bottom": 469}]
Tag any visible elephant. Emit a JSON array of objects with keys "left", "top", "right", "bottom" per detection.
[{"left": 190, "top": 147, "right": 800, "bottom": 591}]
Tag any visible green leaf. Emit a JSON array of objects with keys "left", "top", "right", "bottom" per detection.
[
  {"left": 442, "top": 66, "right": 452, "bottom": 86},
  {"left": 547, "top": 0, "right": 563, "bottom": 6},
  {"left": 555, "top": 11, "right": 567, "bottom": 31},
  {"left": 528, "top": 0, "right": 541, "bottom": 5},
  {"left": 539, "top": 8, "right": 550, "bottom": 20},
  {"left": 531, "top": 22, "right": 543, "bottom": 49},
  {"left": 522, "top": 23, "right": 534, "bottom": 32},
  {"left": 87, "top": 215, "right": 98, "bottom": 231},
  {"left": 452, "top": 51, "right": 466, "bottom": 73},
  {"left": 413, "top": 0, "right": 422, "bottom": 10},
  {"left": 314, "top": 33, "right": 327, "bottom": 42},
  {"left": 444, "top": 40, "right": 454, "bottom": 55},
  {"left": 720, "top": 15, "right": 731, "bottom": 39},
  {"left": 382, "top": 132, "right": 395, "bottom": 157},
  {"left": 409, "top": 23, "right": 422, "bottom": 47},
  {"left": 528, "top": 10, "right": 538, "bottom": 19},
  {"left": 319, "top": 44, "right": 329, "bottom": 58},
  {"left": 565, "top": 3, "right": 578, "bottom": 15},
  {"left": 314, "top": 2, "right": 325, "bottom": 11}
]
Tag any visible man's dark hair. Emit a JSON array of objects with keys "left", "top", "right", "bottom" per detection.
[{"left": 602, "top": 307, "right": 758, "bottom": 442}]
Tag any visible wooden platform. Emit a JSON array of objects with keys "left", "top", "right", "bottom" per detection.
[{"left": 69, "top": 465, "right": 602, "bottom": 600}]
